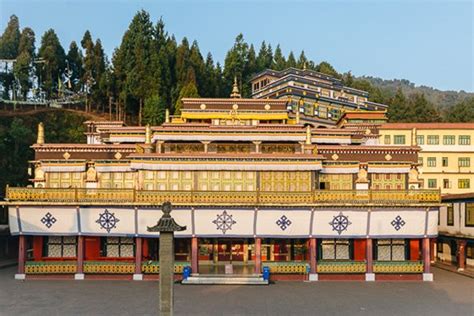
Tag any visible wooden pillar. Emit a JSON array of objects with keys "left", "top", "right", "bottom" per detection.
[
  {"left": 457, "top": 239, "right": 467, "bottom": 271},
  {"left": 423, "top": 237, "right": 431, "bottom": 273},
  {"left": 366, "top": 238, "right": 373, "bottom": 274},
  {"left": 75, "top": 236, "right": 84, "bottom": 279},
  {"left": 191, "top": 237, "right": 199, "bottom": 273},
  {"left": 430, "top": 239, "right": 435, "bottom": 263},
  {"left": 254, "top": 238, "right": 262, "bottom": 274},
  {"left": 309, "top": 238, "right": 317, "bottom": 274},
  {"left": 134, "top": 237, "right": 143, "bottom": 278},
  {"left": 17, "top": 235, "right": 26, "bottom": 278}
]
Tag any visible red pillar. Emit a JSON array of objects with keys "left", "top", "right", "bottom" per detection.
[
  {"left": 191, "top": 237, "right": 199, "bottom": 273},
  {"left": 17, "top": 235, "right": 26, "bottom": 275},
  {"left": 254, "top": 238, "right": 262, "bottom": 274},
  {"left": 366, "top": 238, "right": 373, "bottom": 274},
  {"left": 135, "top": 237, "right": 142, "bottom": 275},
  {"left": 309, "top": 238, "right": 317, "bottom": 273},
  {"left": 76, "top": 236, "right": 84, "bottom": 274},
  {"left": 457, "top": 239, "right": 467, "bottom": 271},
  {"left": 422, "top": 238, "right": 430, "bottom": 273}
]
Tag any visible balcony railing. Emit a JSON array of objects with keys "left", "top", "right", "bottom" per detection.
[{"left": 5, "top": 187, "right": 440, "bottom": 205}]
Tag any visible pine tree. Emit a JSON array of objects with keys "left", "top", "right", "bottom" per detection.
[
  {"left": 445, "top": 98, "right": 474, "bottom": 122},
  {"left": 223, "top": 34, "right": 249, "bottom": 95},
  {"left": 13, "top": 27, "right": 35, "bottom": 99},
  {"left": 66, "top": 41, "right": 83, "bottom": 92},
  {"left": 143, "top": 93, "right": 167, "bottom": 125},
  {"left": 37, "top": 29, "right": 66, "bottom": 98},
  {"left": 273, "top": 45, "right": 286, "bottom": 70},
  {"left": 174, "top": 67, "right": 199, "bottom": 115},
  {"left": 0, "top": 15, "right": 21, "bottom": 99},
  {"left": 286, "top": 51, "right": 297, "bottom": 68},
  {"left": 316, "top": 61, "right": 340, "bottom": 78},
  {"left": 387, "top": 88, "right": 409, "bottom": 122},
  {"left": 297, "top": 50, "right": 308, "bottom": 69},
  {"left": 407, "top": 93, "right": 442, "bottom": 123}
]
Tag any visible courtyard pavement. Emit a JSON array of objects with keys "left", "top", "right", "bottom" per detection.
[{"left": 0, "top": 267, "right": 472, "bottom": 316}]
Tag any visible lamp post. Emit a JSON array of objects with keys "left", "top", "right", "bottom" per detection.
[{"left": 147, "top": 202, "right": 186, "bottom": 316}]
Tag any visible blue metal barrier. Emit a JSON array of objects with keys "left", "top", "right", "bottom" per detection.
[
  {"left": 262, "top": 266, "right": 270, "bottom": 281},
  {"left": 183, "top": 266, "right": 192, "bottom": 280}
]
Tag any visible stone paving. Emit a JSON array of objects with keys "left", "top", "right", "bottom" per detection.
[{"left": 0, "top": 266, "right": 472, "bottom": 316}]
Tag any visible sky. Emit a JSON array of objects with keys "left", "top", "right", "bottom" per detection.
[{"left": 0, "top": 0, "right": 473, "bottom": 92}]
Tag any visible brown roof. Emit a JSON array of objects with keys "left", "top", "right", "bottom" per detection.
[
  {"left": 442, "top": 193, "right": 474, "bottom": 201},
  {"left": 380, "top": 123, "right": 474, "bottom": 130}
]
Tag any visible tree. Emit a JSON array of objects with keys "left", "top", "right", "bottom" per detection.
[
  {"left": 445, "top": 98, "right": 474, "bottom": 122},
  {"left": 13, "top": 27, "right": 35, "bottom": 99},
  {"left": 223, "top": 34, "right": 249, "bottom": 95},
  {"left": 66, "top": 41, "right": 83, "bottom": 91},
  {"left": 256, "top": 41, "right": 273, "bottom": 71},
  {"left": 273, "top": 45, "right": 286, "bottom": 70},
  {"left": 37, "top": 29, "right": 66, "bottom": 98},
  {"left": 406, "top": 93, "right": 442, "bottom": 122},
  {"left": 143, "top": 94, "right": 167, "bottom": 125},
  {"left": 297, "top": 50, "right": 308, "bottom": 69},
  {"left": 387, "top": 88, "right": 409, "bottom": 122},
  {"left": 0, "top": 15, "right": 21, "bottom": 98},
  {"left": 174, "top": 67, "right": 199, "bottom": 115},
  {"left": 286, "top": 51, "right": 296, "bottom": 68},
  {"left": 316, "top": 61, "right": 340, "bottom": 78}
]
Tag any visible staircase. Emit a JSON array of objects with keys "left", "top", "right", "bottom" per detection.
[{"left": 181, "top": 274, "right": 268, "bottom": 285}]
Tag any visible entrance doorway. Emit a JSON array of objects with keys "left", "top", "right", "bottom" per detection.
[{"left": 217, "top": 239, "right": 245, "bottom": 262}]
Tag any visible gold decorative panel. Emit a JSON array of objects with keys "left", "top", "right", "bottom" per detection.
[
  {"left": 100, "top": 172, "right": 135, "bottom": 189},
  {"left": 142, "top": 170, "right": 193, "bottom": 191},
  {"left": 47, "top": 172, "right": 83, "bottom": 188},
  {"left": 371, "top": 173, "right": 406, "bottom": 190},
  {"left": 260, "top": 171, "right": 311, "bottom": 192},
  {"left": 319, "top": 174, "right": 353, "bottom": 190},
  {"left": 197, "top": 171, "right": 256, "bottom": 191}
]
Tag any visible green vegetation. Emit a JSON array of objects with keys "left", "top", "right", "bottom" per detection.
[
  {"left": 0, "top": 111, "right": 86, "bottom": 196},
  {"left": 1, "top": 11, "right": 472, "bottom": 124}
]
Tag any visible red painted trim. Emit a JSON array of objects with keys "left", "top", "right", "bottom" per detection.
[
  {"left": 423, "top": 238, "right": 430, "bottom": 273},
  {"left": 309, "top": 238, "right": 317, "bottom": 273},
  {"left": 77, "top": 236, "right": 84, "bottom": 274},
  {"left": 318, "top": 274, "right": 366, "bottom": 281},
  {"left": 354, "top": 239, "right": 367, "bottom": 261},
  {"left": 410, "top": 239, "right": 420, "bottom": 261},
  {"left": 366, "top": 239, "right": 373, "bottom": 274},
  {"left": 375, "top": 274, "right": 422, "bottom": 281},
  {"left": 271, "top": 274, "right": 306, "bottom": 281}
]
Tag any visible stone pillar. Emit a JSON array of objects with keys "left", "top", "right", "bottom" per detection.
[
  {"left": 254, "top": 238, "right": 262, "bottom": 274},
  {"left": 309, "top": 238, "right": 318, "bottom": 281},
  {"left": 15, "top": 235, "right": 26, "bottom": 280},
  {"left": 457, "top": 239, "right": 467, "bottom": 271},
  {"left": 133, "top": 237, "right": 143, "bottom": 280},
  {"left": 191, "top": 237, "right": 199, "bottom": 274},
  {"left": 74, "top": 236, "right": 85, "bottom": 280},
  {"left": 423, "top": 238, "right": 433, "bottom": 281},
  {"left": 366, "top": 238, "right": 375, "bottom": 281},
  {"left": 159, "top": 232, "right": 174, "bottom": 315}
]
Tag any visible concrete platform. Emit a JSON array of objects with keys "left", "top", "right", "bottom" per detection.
[{"left": 182, "top": 273, "right": 268, "bottom": 285}]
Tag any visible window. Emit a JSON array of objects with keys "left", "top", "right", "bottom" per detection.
[
  {"left": 384, "top": 135, "right": 391, "bottom": 145},
  {"left": 394, "top": 135, "right": 406, "bottom": 145},
  {"left": 466, "top": 203, "right": 474, "bottom": 227},
  {"left": 43, "top": 236, "right": 77, "bottom": 257},
  {"left": 427, "top": 157, "right": 436, "bottom": 167},
  {"left": 101, "top": 237, "right": 135, "bottom": 257},
  {"left": 443, "top": 179, "right": 450, "bottom": 189},
  {"left": 427, "top": 179, "right": 437, "bottom": 188},
  {"left": 443, "top": 135, "right": 455, "bottom": 145},
  {"left": 427, "top": 135, "right": 439, "bottom": 145},
  {"left": 416, "top": 135, "right": 424, "bottom": 145},
  {"left": 458, "top": 179, "right": 470, "bottom": 189},
  {"left": 321, "top": 239, "right": 351, "bottom": 260},
  {"left": 458, "top": 157, "right": 470, "bottom": 167},
  {"left": 376, "top": 239, "right": 406, "bottom": 261},
  {"left": 447, "top": 204, "right": 454, "bottom": 226},
  {"left": 442, "top": 157, "right": 448, "bottom": 167},
  {"left": 467, "top": 245, "right": 474, "bottom": 259},
  {"left": 418, "top": 157, "right": 423, "bottom": 166},
  {"left": 459, "top": 135, "right": 471, "bottom": 145}
]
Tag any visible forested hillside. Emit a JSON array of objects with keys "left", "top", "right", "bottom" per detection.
[{"left": 1, "top": 11, "right": 473, "bottom": 126}]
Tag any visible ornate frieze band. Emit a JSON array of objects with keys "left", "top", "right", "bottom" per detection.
[{"left": 10, "top": 206, "right": 438, "bottom": 238}]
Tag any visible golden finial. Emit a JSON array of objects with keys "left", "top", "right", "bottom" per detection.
[
  {"left": 305, "top": 125, "right": 312, "bottom": 145},
  {"left": 296, "top": 108, "right": 300, "bottom": 124},
  {"left": 165, "top": 108, "right": 170, "bottom": 123},
  {"left": 230, "top": 76, "right": 241, "bottom": 98},
  {"left": 37, "top": 122, "right": 44, "bottom": 145},
  {"left": 303, "top": 62, "right": 307, "bottom": 71},
  {"left": 145, "top": 124, "right": 151, "bottom": 144}
]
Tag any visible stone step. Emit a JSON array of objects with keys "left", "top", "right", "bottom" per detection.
[{"left": 182, "top": 274, "right": 268, "bottom": 285}]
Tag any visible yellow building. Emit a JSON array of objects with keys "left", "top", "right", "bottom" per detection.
[{"left": 379, "top": 123, "right": 474, "bottom": 195}]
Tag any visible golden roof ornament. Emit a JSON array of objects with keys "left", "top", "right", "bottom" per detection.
[
  {"left": 230, "top": 76, "right": 241, "bottom": 98},
  {"left": 37, "top": 122, "right": 45, "bottom": 145},
  {"left": 165, "top": 108, "right": 170, "bottom": 123},
  {"left": 305, "top": 125, "right": 312, "bottom": 145}
]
